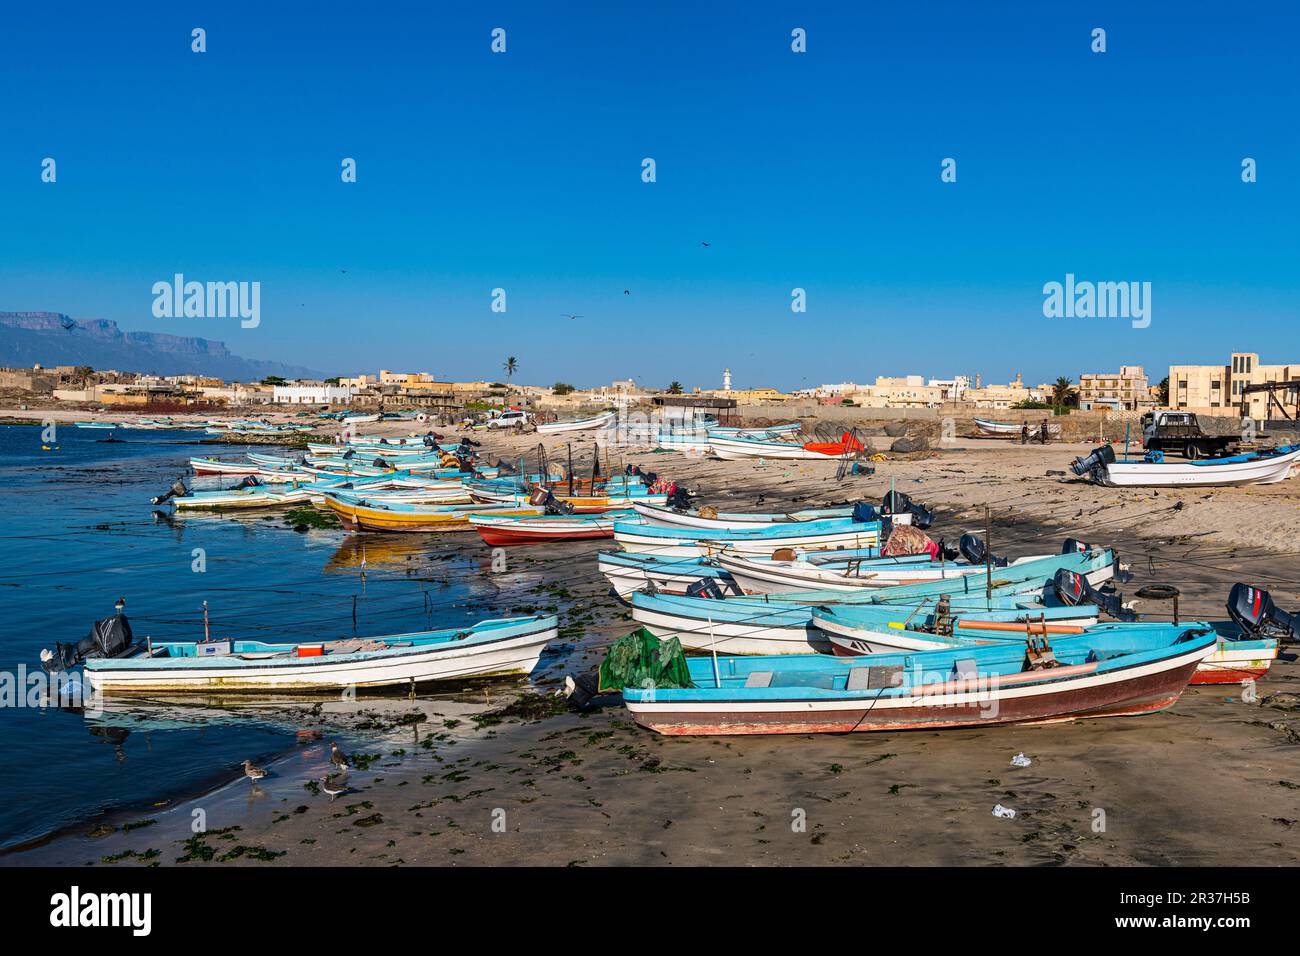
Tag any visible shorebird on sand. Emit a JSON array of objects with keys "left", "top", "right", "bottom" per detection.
[
  {"left": 321, "top": 774, "right": 349, "bottom": 800},
  {"left": 329, "top": 741, "right": 350, "bottom": 772},
  {"left": 242, "top": 760, "right": 268, "bottom": 783}
]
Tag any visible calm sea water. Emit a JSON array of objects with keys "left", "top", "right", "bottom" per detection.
[{"left": 0, "top": 423, "right": 515, "bottom": 849}]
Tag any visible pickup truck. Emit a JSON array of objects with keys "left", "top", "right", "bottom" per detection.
[{"left": 1140, "top": 411, "right": 1238, "bottom": 460}]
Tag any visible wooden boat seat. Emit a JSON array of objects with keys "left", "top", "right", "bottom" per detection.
[
  {"left": 847, "top": 665, "right": 906, "bottom": 691},
  {"left": 744, "top": 671, "right": 774, "bottom": 688}
]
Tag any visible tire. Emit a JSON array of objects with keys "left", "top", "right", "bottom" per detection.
[{"left": 1185, "top": 443, "right": 1199, "bottom": 460}]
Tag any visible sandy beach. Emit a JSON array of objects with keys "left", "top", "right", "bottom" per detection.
[{"left": 6, "top": 422, "right": 1298, "bottom": 868}]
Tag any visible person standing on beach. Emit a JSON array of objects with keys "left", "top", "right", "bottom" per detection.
[{"left": 1020, "top": 422, "right": 1029, "bottom": 445}]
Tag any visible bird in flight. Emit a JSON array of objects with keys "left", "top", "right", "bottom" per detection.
[
  {"left": 60, "top": 317, "right": 76, "bottom": 330},
  {"left": 623, "top": 290, "right": 631, "bottom": 295},
  {"left": 701, "top": 241, "right": 710, "bottom": 247},
  {"left": 561, "top": 313, "right": 584, "bottom": 321}
]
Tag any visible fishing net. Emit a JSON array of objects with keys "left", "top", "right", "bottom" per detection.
[{"left": 598, "top": 628, "right": 695, "bottom": 693}]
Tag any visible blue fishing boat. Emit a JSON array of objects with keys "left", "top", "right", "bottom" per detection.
[{"left": 621, "top": 623, "right": 1218, "bottom": 735}]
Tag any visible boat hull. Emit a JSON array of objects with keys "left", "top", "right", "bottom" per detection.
[{"left": 626, "top": 644, "right": 1209, "bottom": 736}]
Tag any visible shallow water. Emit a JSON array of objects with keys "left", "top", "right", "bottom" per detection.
[{"left": 0, "top": 423, "right": 552, "bottom": 849}]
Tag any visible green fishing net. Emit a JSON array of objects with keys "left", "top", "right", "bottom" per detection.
[{"left": 598, "top": 628, "right": 694, "bottom": 693}]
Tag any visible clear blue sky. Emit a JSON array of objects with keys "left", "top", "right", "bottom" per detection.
[{"left": 1, "top": 1, "right": 1295, "bottom": 390}]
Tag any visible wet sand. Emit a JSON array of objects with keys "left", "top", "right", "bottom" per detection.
[{"left": 8, "top": 429, "right": 1299, "bottom": 866}]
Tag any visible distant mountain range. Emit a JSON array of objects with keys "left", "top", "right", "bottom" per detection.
[{"left": 0, "top": 312, "right": 324, "bottom": 381}]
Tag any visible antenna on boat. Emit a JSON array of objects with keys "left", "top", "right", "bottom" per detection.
[
  {"left": 202, "top": 600, "right": 210, "bottom": 642},
  {"left": 707, "top": 615, "right": 721, "bottom": 688},
  {"left": 984, "top": 506, "right": 992, "bottom": 603}
]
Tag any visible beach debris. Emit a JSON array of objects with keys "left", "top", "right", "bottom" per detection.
[
  {"left": 1010, "top": 753, "right": 1032, "bottom": 768},
  {"left": 991, "top": 804, "right": 1017, "bottom": 819},
  {"left": 242, "top": 760, "right": 268, "bottom": 783}
]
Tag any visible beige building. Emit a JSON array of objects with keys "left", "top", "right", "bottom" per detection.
[
  {"left": 1078, "top": 366, "right": 1151, "bottom": 411},
  {"left": 1170, "top": 352, "right": 1300, "bottom": 420}
]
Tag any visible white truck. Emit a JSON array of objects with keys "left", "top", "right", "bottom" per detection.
[{"left": 486, "top": 409, "right": 531, "bottom": 430}]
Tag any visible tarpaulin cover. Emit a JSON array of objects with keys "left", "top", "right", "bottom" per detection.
[{"left": 599, "top": 628, "right": 694, "bottom": 694}]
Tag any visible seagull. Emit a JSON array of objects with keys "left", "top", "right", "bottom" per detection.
[
  {"left": 561, "top": 313, "right": 583, "bottom": 321},
  {"left": 60, "top": 317, "right": 77, "bottom": 330},
  {"left": 329, "top": 741, "right": 350, "bottom": 772},
  {"left": 321, "top": 774, "right": 349, "bottom": 800},
  {"left": 701, "top": 241, "right": 710, "bottom": 247},
  {"left": 242, "top": 759, "right": 268, "bottom": 783},
  {"left": 623, "top": 290, "right": 631, "bottom": 295}
]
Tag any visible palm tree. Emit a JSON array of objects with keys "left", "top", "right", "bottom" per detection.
[
  {"left": 503, "top": 357, "right": 518, "bottom": 380},
  {"left": 667, "top": 381, "right": 683, "bottom": 394},
  {"left": 74, "top": 365, "right": 95, "bottom": 387},
  {"left": 1051, "top": 376, "right": 1076, "bottom": 411}
]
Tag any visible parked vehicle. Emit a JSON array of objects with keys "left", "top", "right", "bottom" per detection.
[
  {"left": 1141, "top": 411, "right": 1238, "bottom": 459},
  {"left": 486, "top": 409, "right": 532, "bottom": 429}
]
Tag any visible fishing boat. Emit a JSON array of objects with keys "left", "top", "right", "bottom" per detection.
[
  {"left": 536, "top": 411, "right": 617, "bottom": 434},
  {"left": 707, "top": 423, "right": 803, "bottom": 439},
  {"left": 707, "top": 431, "right": 865, "bottom": 461},
  {"left": 76, "top": 614, "right": 558, "bottom": 693},
  {"left": 813, "top": 602, "right": 1102, "bottom": 655},
  {"left": 469, "top": 509, "right": 638, "bottom": 545},
  {"left": 974, "top": 418, "right": 1062, "bottom": 439},
  {"left": 620, "top": 623, "right": 1217, "bottom": 735},
  {"left": 74, "top": 421, "right": 118, "bottom": 429},
  {"left": 321, "top": 493, "right": 539, "bottom": 531},
  {"left": 631, "top": 500, "right": 856, "bottom": 530},
  {"left": 612, "top": 516, "right": 882, "bottom": 558},
  {"left": 468, "top": 481, "right": 668, "bottom": 514},
  {"left": 1071, "top": 443, "right": 1300, "bottom": 488},
  {"left": 597, "top": 551, "right": 741, "bottom": 598},
  {"left": 716, "top": 538, "right": 1108, "bottom": 596},
  {"left": 1191, "top": 638, "right": 1278, "bottom": 684}
]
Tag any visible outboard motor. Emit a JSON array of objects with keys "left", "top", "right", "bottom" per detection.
[
  {"left": 685, "top": 578, "right": 725, "bottom": 600},
  {"left": 423, "top": 434, "right": 435, "bottom": 447},
  {"left": 1053, "top": 569, "right": 1135, "bottom": 622},
  {"left": 959, "top": 533, "right": 1008, "bottom": 568},
  {"left": 1070, "top": 444, "right": 1116, "bottom": 480},
  {"left": 41, "top": 600, "right": 136, "bottom": 673},
  {"left": 372, "top": 456, "right": 391, "bottom": 469},
  {"left": 880, "top": 491, "right": 934, "bottom": 530},
  {"left": 935, "top": 538, "right": 961, "bottom": 562},
  {"left": 150, "top": 477, "right": 189, "bottom": 505},
  {"left": 342, "top": 448, "right": 356, "bottom": 460},
  {"left": 227, "top": 475, "right": 262, "bottom": 491},
  {"left": 1227, "top": 584, "right": 1297, "bottom": 643},
  {"left": 666, "top": 486, "right": 691, "bottom": 511},
  {"left": 851, "top": 502, "right": 879, "bottom": 523},
  {"left": 532, "top": 489, "right": 574, "bottom": 516}
]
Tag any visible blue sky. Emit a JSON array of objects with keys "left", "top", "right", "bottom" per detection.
[{"left": 1, "top": 1, "right": 1295, "bottom": 390}]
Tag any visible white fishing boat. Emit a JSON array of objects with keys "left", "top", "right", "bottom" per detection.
[
  {"left": 612, "top": 517, "right": 882, "bottom": 558},
  {"left": 1072, "top": 444, "right": 1300, "bottom": 488},
  {"left": 974, "top": 418, "right": 1062, "bottom": 438},
  {"left": 631, "top": 500, "right": 855, "bottom": 530},
  {"left": 75, "top": 614, "right": 558, "bottom": 693},
  {"left": 536, "top": 410, "right": 617, "bottom": 434},
  {"left": 707, "top": 431, "right": 865, "bottom": 461}
]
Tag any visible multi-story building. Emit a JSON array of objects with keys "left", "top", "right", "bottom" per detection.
[
  {"left": 1078, "top": 365, "right": 1151, "bottom": 411},
  {"left": 1169, "top": 353, "right": 1300, "bottom": 419},
  {"left": 272, "top": 384, "right": 356, "bottom": 404}
]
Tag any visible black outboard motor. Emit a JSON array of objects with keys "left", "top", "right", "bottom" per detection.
[
  {"left": 880, "top": 491, "right": 934, "bottom": 530},
  {"left": 372, "top": 456, "right": 391, "bottom": 469},
  {"left": 41, "top": 601, "right": 136, "bottom": 673},
  {"left": 1070, "top": 444, "right": 1116, "bottom": 480},
  {"left": 1227, "top": 584, "right": 1297, "bottom": 643},
  {"left": 935, "top": 538, "right": 961, "bottom": 562},
  {"left": 1053, "top": 568, "right": 1135, "bottom": 621},
  {"left": 228, "top": 475, "right": 262, "bottom": 491},
  {"left": 150, "top": 477, "right": 189, "bottom": 505},
  {"left": 685, "top": 578, "right": 725, "bottom": 600},
  {"left": 959, "top": 533, "right": 1008, "bottom": 568},
  {"left": 342, "top": 448, "right": 356, "bottom": 460},
  {"left": 852, "top": 502, "right": 879, "bottom": 523},
  {"left": 541, "top": 491, "right": 575, "bottom": 516},
  {"left": 666, "top": 486, "right": 691, "bottom": 511}
]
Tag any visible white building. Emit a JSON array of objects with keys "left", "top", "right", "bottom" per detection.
[{"left": 273, "top": 384, "right": 356, "bottom": 404}]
